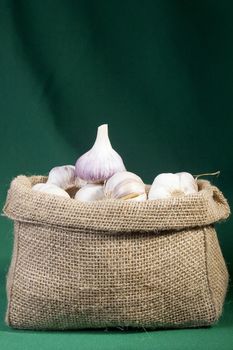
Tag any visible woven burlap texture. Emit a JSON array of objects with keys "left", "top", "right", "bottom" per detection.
[{"left": 3, "top": 175, "right": 230, "bottom": 330}]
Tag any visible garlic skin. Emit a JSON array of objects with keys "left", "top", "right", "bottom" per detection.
[
  {"left": 176, "top": 172, "right": 198, "bottom": 194},
  {"left": 75, "top": 177, "right": 88, "bottom": 188},
  {"left": 74, "top": 184, "right": 104, "bottom": 202},
  {"left": 47, "top": 165, "right": 75, "bottom": 189},
  {"left": 104, "top": 171, "right": 146, "bottom": 201},
  {"left": 125, "top": 193, "right": 147, "bottom": 202},
  {"left": 75, "top": 124, "right": 126, "bottom": 183},
  {"left": 32, "top": 183, "right": 70, "bottom": 198},
  {"left": 148, "top": 172, "right": 198, "bottom": 200}
]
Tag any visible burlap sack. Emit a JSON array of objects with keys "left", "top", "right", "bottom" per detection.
[{"left": 3, "top": 175, "right": 230, "bottom": 330}]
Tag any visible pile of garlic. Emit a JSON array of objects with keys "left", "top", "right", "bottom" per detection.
[{"left": 32, "top": 124, "right": 199, "bottom": 201}]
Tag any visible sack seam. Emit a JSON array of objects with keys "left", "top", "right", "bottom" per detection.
[
  {"left": 5, "top": 222, "right": 21, "bottom": 326},
  {"left": 203, "top": 226, "right": 217, "bottom": 323}
]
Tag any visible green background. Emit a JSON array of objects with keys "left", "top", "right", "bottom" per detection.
[{"left": 0, "top": 0, "right": 233, "bottom": 349}]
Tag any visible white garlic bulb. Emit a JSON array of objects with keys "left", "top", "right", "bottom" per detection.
[
  {"left": 75, "top": 124, "right": 126, "bottom": 183},
  {"left": 47, "top": 165, "right": 75, "bottom": 189},
  {"left": 74, "top": 184, "right": 104, "bottom": 202},
  {"left": 32, "top": 183, "right": 70, "bottom": 198},
  {"left": 104, "top": 171, "right": 146, "bottom": 201},
  {"left": 148, "top": 172, "right": 198, "bottom": 200}
]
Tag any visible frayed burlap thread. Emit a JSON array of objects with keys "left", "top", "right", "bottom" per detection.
[{"left": 3, "top": 176, "right": 230, "bottom": 330}]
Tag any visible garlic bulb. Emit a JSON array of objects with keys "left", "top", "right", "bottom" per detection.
[
  {"left": 32, "top": 183, "right": 70, "bottom": 198},
  {"left": 47, "top": 165, "right": 75, "bottom": 189},
  {"left": 104, "top": 171, "right": 146, "bottom": 201},
  {"left": 148, "top": 172, "right": 198, "bottom": 200},
  {"left": 75, "top": 124, "right": 126, "bottom": 183},
  {"left": 74, "top": 184, "right": 104, "bottom": 202}
]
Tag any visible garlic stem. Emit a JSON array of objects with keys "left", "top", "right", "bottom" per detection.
[
  {"left": 193, "top": 170, "right": 220, "bottom": 180},
  {"left": 93, "top": 124, "right": 112, "bottom": 149}
]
